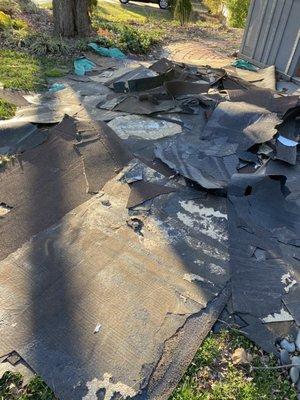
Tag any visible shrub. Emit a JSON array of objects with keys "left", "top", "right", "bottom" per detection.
[
  {"left": 22, "top": 33, "right": 89, "bottom": 56},
  {"left": 93, "top": 20, "right": 161, "bottom": 54},
  {"left": 202, "top": 0, "right": 223, "bottom": 15},
  {"left": 174, "top": 0, "right": 192, "bottom": 26},
  {"left": 117, "top": 25, "right": 160, "bottom": 53},
  {"left": 12, "top": 18, "right": 28, "bottom": 30},
  {"left": 168, "top": 0, "right": 177, "bottom": 15},
  {"left": 0, "top": 11, "right": 28, "bottom": 32},
  {"left": 0, "top": 11, "right": 12, "bottom": 30},
  {"left": 0, "top": 0, "right": 20, "bottom": 15},
  {"left": 226, "top": 0, "right": 250, "bottom": 28},
  {"left": 203, "top": 0, "right": 250, "bottom": 27}
]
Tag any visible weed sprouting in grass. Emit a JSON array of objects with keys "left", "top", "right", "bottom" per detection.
[{"left": 0, "top": 99, "right": 16, "bottom": 119}]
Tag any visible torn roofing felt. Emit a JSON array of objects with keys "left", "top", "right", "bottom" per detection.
[
  {"left": 0, "top": 120, "right": 48, "bottom": 155},
  {"left": 154, "top": 102, "right": 281, "bottom": 189},
  {"left": 0, "top": 116, "right": 132, "bottom": 261},
  {"left": 0, "top": 162, "right": 230, "bottom": 400},
  {"left": 224, "top": 64, "right": 277, "bottom": 91},
  {"left": 0, "top": 88, "right": 30, "bottom": 107},
  {"left": 74, "top": 119, "right": 133, "bottom": 194},
  {"left": 226, "top": 88, "right": 299, "bottom": 114},
  {"left": 126, "top": 180, "right": 176, "bottom": 208},
  {"left": 98, "top": 92, "right": 179, "bottom": 115},
  {"left": 228, "top": 173, "right": 300, "bottom": 347}
]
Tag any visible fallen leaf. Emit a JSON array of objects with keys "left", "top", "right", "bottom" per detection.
[{"left": 232, "top": 347, "right": 253, "bottom": 365}]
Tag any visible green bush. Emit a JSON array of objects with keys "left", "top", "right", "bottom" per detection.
[
  {"left": 117, "top": 25, "right": 160, "bottom": 54},
  {"left": 174, "top": 0, "right": 192, "bottom": 26},
  {"left": 0, "top": 0, "right": 21, "bottom": 15},
  {"left": 203, "top": 0, "right": 250, "bottom": 27},
  {"left": 22, "top": 33, "right": 89, "bottom": 56},
  {"left": 226, "top": 0, "right": 250, "bottom": 28},
  {"left": 202, "top": 0, "right": 223, "bottom": 15},
  {"left": 93, "top": 20, "right": 161, "bottom": 54},
  {"left": 0, "top": 10, "right": 28, "bottom": 31},
  {"left": 12, "top": 18, "right": 28, "bottom": 30},
  {"left": 0, "top": 11, "right": 12, "bottom": 30}
]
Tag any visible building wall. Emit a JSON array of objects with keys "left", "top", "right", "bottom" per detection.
[{"left": 240, "top": 0, "right": 300, "bottom": 78}]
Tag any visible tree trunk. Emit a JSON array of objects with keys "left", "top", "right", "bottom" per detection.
[{"left": 53, "top": 0, "right": 91, "bottom": 38}]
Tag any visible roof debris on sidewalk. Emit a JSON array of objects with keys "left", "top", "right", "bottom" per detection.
[{"left": 0, "top": 52, "right": 299, "bottom": 400}]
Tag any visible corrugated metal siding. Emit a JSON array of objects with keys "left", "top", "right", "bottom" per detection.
[{"left": 240, "top": 0, "right": 300, "bottom": 78}]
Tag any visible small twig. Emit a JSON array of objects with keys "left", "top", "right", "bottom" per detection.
[
  {"left": 252, "top": 363, "right": 300, "bottom": 370},
  {"left": 217, "top": 319, "right": 247, "bottom": 335}
]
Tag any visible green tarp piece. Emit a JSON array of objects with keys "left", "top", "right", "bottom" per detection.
[
  {"left": 232, "top": 59, "right": 257, "bottom": 72},
  {"left": 88, "top": 43, "right": 126, "bottom": 59},
  {"left": 49, "top": 83, "right": 66, "bottom": 93},
  {"left": 74, "top": 57, "right": 96, "bottom": 76}
]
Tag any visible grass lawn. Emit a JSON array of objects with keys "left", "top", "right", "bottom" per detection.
[
  {"left": 0, "top": 50, "right": 46, "bottom": 91},
  {"left": 0, "top": 50, "right": 44, "bottom": 120},
  {"left": 0, "top": 99, "right": 16, "bottom": 120},
  {"left": 95, "top": 1, "right": 172, "bottom": 23},
  {"left": 0, "top": 50, "right": 68, "bottom": 120},
  {"left": 171, "top": 330, "right": 296, "bottom": 400},
  {"left": 0, "top": 330, "right": 296, "bottom": 399}
]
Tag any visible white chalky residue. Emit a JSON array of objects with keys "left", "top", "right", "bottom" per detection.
[
  {"left": 183, "top": 273, "right": 214, "bottom": 286},
  {"left": 180, "top": 201, "right": 228, "bottom": 220},
  {"left": 108, "top": 115, "right": 182, "bottom": 140},
  {"left": 262, "top": 308, "right": 294, "bottom": 323},
  {"left": 185, "top": 236, "right": 229, "bottom": 261},
  {"left": 208, "top": 263, "right": 226, "bottom": 275},
  {"left": 177, "top": 200, "right": 228, "bottom": 242},
  {"left": 83, "top": 373, "right": 137, "bottom": 400},
  {"left": 194, "top": 260, "right": 225, "bottom": 276},
  {"left": 177, "top": 212, "right": 194, "bottom": 228},
  {"left": 183, "top": 273, "right": 206, "bottom": 283},
  {"left": 281, "top": 273, "right": 297, "bottom": 293}
]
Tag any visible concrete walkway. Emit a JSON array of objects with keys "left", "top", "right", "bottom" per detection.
[{"left": 161, "top": 41, "right": 231, "bottom": 68}]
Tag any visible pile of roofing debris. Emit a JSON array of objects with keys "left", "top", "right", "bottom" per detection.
[{"left": 0, "top": 52, "right": 299, "bottom": 400}]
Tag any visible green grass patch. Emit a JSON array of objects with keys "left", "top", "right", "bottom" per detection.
[
  {"left": 0, "top": 50, "right": 69, "bottom": 91},
  {"left": 0, "top": 50, "right": 69, "bottom": 120},
  {"left": 95, "top": 2, "right": 148, "bottom": 23},
  {"left": 171, "top": 330, "right": 297, "bottom": 400},
  {"left": 0, "top": 98, "right": 16, "bottom": 119},
  {"left": 95, "top": 1, "right": 172, "bottom": 23},
  {"left": 0, "top": 50, "right": 45, "bottom": 91},
  {"left": 0, "top": 372, "right": 57, "bottom": 399}
]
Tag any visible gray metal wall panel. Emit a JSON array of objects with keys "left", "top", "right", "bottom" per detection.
[
  {"left": 242, "top": 0, "right": 264, "bottom": 57},
  {"left": 253, "top": 0, "right": 273, "bottom": 61},
  {"left": 240, "top": 0, "right": 300, "bottom": 78},
  {"left": 267, "top": 0, "right": 293, "bottom": 66},
  {"left": 261, "top": 0, "right": 285, "bottom": 65}
]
